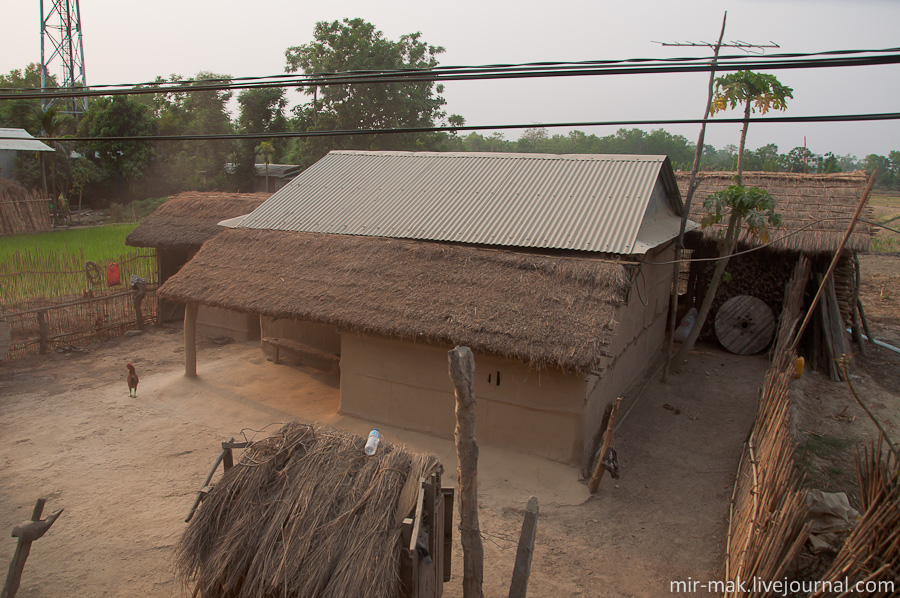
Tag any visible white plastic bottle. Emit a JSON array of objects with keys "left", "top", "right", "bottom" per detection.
[{"left": 364, "top": 429, "right": 381, "bottom": 455}]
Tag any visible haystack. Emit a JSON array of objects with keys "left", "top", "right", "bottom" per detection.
[
  {"left": 177, "top": 422, "right": 441, "bottom": 598},
  {"left": 0, "top": 178, "right": 50, "bottom": 234}
]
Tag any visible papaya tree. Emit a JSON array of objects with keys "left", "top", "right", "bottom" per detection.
[
  {"left": 254, "top": 141, "right": 275, "bottom": 192},
  {"left": 672, "top": 71, "right": 791, "bottom": 370}
]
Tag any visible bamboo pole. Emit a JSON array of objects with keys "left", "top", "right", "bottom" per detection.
[
  {"left": 588, "top": 397, "right": 623, "bottom": 493},
  {"left": 448, "top": 346, "right": 484, "bottom": 598}
]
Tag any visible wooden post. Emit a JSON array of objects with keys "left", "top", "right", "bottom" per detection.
[
  {"left": 36, "top": 311, "right": 49, "bottom": 355},
  {"left": 184, "top": 302, "right": 198, "bottom": 378},
  {"left": 2, "top": 498, "right": 63, "bottom": 598},
  {"left": 508, "top": 497, "right": 539, "bottom": 598},
  {"left": 132, "top": 281, "right": 146, "bottom": 331},
  {"left": 448, "top": 346, "right": 484, "bottom": 598},
  {"left": 589, "top": 397, "right": 623, "bottom": 493}
]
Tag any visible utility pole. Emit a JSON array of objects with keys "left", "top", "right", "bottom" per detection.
[
  {"left": 40, "top": 0, "right": 89, "bottom": 116},
  {"left": 660, "top": 14, "right": 779, "bottom": 379}
]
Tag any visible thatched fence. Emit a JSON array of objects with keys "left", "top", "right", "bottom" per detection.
[
  {"left": 0, "top": 249, "right": 157, "bottom": 359},
  {"left": 724, "top": 256, "right": 812, "bottom": 597},
  {"left": 0, "top": 179, "right": 51, "bottom": 234}
]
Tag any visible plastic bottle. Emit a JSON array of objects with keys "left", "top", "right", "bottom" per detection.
[{"left": 364, "top": 429, "right": 381, "bottom": 455}]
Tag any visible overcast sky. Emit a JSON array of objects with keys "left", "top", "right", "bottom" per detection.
[{"left": 3, "top": 0, "right": 899, "bottom": 158}]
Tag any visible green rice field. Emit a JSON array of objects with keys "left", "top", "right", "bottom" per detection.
[{"left": 0, "top": 224, "right": 157, "bottom": 305}]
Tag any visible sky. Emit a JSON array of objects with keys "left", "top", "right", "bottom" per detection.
[{"left": 3, "top": 0, "right": 900, "bottom": 158}]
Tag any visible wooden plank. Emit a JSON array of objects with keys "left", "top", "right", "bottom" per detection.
[
  {"left": 441, "top": 488, "right": 454, "bottom": 584},
  {"left": 589, "top": 397, "right": 623, "bottom": 493},
  {"left": 508, "top": 496, "right": 539, "bottom": 598}
]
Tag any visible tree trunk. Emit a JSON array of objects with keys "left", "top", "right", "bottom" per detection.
[
  {"left": 448, "top": 346, "right": 484, "bottom": 598},
  {"left": 671, "top": 209, "right": 741, "bottom": 372},
  {"left": 736, "top": 100, "right": 751, "bottom": 185}
]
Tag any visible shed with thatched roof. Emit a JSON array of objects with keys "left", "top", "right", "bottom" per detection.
[
  {"left": 676, "top": 171, "right": 873, "bottom": 366},
  {"left": 126, "top": 191, "right": 270, "bottom": 337},
  {"left": 160, "top": 151, "right": 691, "bottom": 468}
]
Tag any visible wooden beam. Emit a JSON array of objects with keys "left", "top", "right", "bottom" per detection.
[
  {"left": 448, "top": 346, "right": 484, "bottom": 598},
  {"left": 589, "top": 397, "right": 624, "bottom": 493},
  {"left": 2, "top": 498, "right": 63, "bottom": 598},
  {"left": 184, "top": 302, "right": 198, "bottom": 378},
  {"left": 508, "top": 496, "right": 539, "bottom": 598}
]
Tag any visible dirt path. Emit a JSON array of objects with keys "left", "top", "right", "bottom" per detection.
[{"left": 1, "top": 292, "right": 898, "bottom": 597}]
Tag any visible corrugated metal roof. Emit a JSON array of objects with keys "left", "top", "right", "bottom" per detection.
[
  {"left": 236, "top": 150, "right": 685, "bottom": 254},
  {"left": 0, "top": 128, "right": 55, "bottom": 152}
]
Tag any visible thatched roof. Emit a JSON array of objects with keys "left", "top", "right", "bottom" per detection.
[
  {"left": 676, "top": 171, "right": 872, "bottom": 253},
  {"left": 177, "top": 422, "right": 441, "bottom": 598},
  {"left": 125, "top": 191, "right": 271, "bottom": 250},
  {"left": 158, "top": 228, "right": 630, "bottom": 372}
]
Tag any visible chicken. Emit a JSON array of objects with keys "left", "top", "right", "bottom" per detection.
[{"left": 126, "top": 363, "right": 139, "bottom": 398}]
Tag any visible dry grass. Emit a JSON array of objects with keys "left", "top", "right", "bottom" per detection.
[{"left": 177, "top": 422, "right": 440, "bottom": 598}]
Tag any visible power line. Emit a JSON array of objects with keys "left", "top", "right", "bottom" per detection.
[
  {"left": 3, "top": 48, "right": 900, "bottom": 102},
  {"left": 8, "top": 111, "right": 900, "bottom": 144}
]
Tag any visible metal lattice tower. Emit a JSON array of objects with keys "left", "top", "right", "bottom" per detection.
[{"left": 40, "top": 0, "right": 88, "bottom": 115}]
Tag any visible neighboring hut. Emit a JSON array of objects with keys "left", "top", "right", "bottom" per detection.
[
  {"left": 254, "top": 163, "right": 303, "bottom": 193},
  {"left": 676, "top": 171, "right": 872, "bottom": 369},
  {"left": 160, "top": 151, "right": 692, "bottom": 468},
  {"left": 0, "top": 127, "right": 54, "bottom": 182},
  {"left": 177, "top": 422, "right": 448, "bottom": 598},
  {"left": 126, "top": 191, "right": 270, "bottom": 338}
]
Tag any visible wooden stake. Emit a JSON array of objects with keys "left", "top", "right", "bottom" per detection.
[
  {"left": 508, "top": 496, "right": 539, "bottom": 598},
  {"left": 448, "top": 346, "right": 484, "bottom": 598},
  {"left": 1, "top": 499, "right": 63, "bottom": 598},
  {"left": 589, "top": 397, "right": 623, "bottom": 493}
]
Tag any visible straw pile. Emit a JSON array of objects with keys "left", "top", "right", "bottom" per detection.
[
  {"left": 0, "top": 178, "right": 50, "bottom": 234},
  {"left": 177, "top": 422, "right": 441, "bottom": 598},
  {"left": 724, "top": 256, "right": 812, "bottom": 597},
  {"left": 811, "top": 438, "right": 900, "bottom": 597}
]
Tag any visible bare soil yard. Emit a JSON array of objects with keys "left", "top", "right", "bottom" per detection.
[{"left": 1, "top": 254, "right": 898, "bottom": 598}]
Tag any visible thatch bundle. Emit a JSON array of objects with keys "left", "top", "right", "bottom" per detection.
[
  {"left": 159, "top": 228, "right": 630, "bottom": 372},
  {"left": 125, "top": 191, "right": 271, "bottom": 250},
  {"left": 677, "top": 171, "right": 872, "bottom": 254},
  {"left": 177, "top": 422, "right": 441, "bottom": 598},
  {"left": 0, "top": 178, "right": 50, "bottom": 234}
]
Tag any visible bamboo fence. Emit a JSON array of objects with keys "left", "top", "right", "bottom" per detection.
[
  {"left": 0, "top": 249, "right": 158, "bottom": 359},
  {"left": 724, "top": 256, "right": 812, "bottom": 597}
]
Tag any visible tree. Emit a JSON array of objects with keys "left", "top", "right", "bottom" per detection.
[
  {"left": 139, "top": 72, "right": 235, "bottom": 193},
  {"left": 672, "top": 71, "right": 791, "bottom": 371},
  {"left": 234, "top": 87, "right": 287, "bottom": 190},
  {"left": 255, "top": 141, "right": 275, "bottom": 192},
  {"left": 77, "top": 96, "right": 156, "bottom": 200},
  {"left": 709, "top": 71, "right": 793, "bottom": 183},
  {"left": 285, "top": 18, "right": 462, "bottom": 164}
]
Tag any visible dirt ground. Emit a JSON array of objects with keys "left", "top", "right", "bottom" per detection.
[{"left": 1, "top": 254, "right": 898, "bottom": 598}]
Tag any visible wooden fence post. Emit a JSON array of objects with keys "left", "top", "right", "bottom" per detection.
[
  {"left": 36, "top": 311, "right": 49, "bottom": 355},
  {"left": 448, "top": 346, "right": 484, "bottom": 598},
  {"left": 1, "top": 498, "right": 63, "bottom": 598},
  {"left": 508, "top": 496, "right": 539, "bottom": 598}
]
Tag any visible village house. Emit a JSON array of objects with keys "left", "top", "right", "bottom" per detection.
[{"left": 159, "top": 150, "right": 694, "bottom": 468}]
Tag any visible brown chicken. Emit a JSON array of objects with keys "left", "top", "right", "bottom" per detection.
[{"left": 126, "top": 363, "right": 139, "bottom": 397}]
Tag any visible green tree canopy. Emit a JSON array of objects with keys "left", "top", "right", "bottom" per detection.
[
  {"left": 285, "top": 18, "right": 461, "bottom": 164},
  {"left": 77, "top": 96, "right": 157, "bottom": 199}
]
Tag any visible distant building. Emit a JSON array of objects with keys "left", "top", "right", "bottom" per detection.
[
  {"left": 0, "top": 128, "right": 54, "bottom": 182},
  {"left": 254, "top": 163, "right": 303, "bottom": 193}
]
